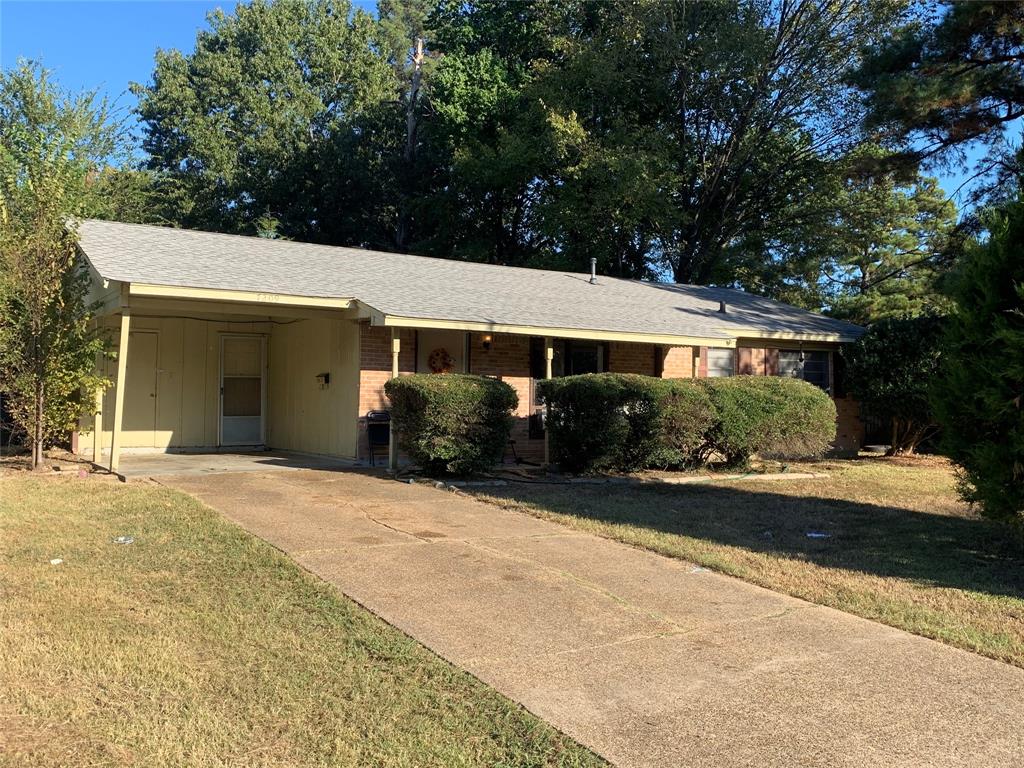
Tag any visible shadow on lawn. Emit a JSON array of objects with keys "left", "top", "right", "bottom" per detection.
[{"left": 481, "top": 481, "right": 1024, "bottom": 601}]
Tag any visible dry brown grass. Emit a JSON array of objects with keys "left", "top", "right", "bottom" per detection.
[
  {"left": 473, "top": 456, "right": 1024, "bottom": 667},
  {"left": 0, "top": 475, "right": 603, "bottom": 768}
]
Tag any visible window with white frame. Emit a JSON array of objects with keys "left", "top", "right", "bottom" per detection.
[
  {"left": 706, "top": 347, "right": 735, "bottom": 377},
  {"left": 778, "top": 350, "right": 830, "bottom": 391}
]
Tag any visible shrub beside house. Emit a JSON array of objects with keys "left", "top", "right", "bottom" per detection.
[
  {"left": 385, "top": 374, "right": 517, "bottom": 476},
  {"left": 540, "top": 373, "right": 836, "bottom": 474}
]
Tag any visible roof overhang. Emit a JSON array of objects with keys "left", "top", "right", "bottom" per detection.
[
  {"left": 377, "top": 313, "right": 734, "bottom": 347},
  {"left": 722, "top": 327, "right": 861, "bottom": 344},
  {"left": 129, "top": 282, "right": 352, "bottom": 311}
]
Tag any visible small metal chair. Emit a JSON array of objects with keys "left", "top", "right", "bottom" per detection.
[{"left": 366, "top": 410, "right": 391, "bottom": 466}]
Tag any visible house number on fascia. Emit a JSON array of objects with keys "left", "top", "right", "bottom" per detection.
[{"left": 255, "top": 293, "right": 282, "bottom": 303}]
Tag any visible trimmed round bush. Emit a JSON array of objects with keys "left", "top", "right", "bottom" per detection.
[
  {"left": 385, "top": 374, "right": 518, "bottom": 476},
  {"left": 700, "top": 376, "right": 836, "bottom": 466},
  {"left": 538, "top": 373, "right": 715, "bottom": 473}
]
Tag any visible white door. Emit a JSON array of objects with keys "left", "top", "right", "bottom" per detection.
[{"left": 220, "top": 335, "right": 265, "bottom": 446}]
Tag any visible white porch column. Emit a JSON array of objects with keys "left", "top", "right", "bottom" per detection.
[
  {"left": 388, "top": 328, "right": 400, "bottom": 471},
  {"left": 109, "top": 309, "right": 131, "bottom": 473},
  {"left": 544, "top": 336, "right": 553, "bottom": 467}
]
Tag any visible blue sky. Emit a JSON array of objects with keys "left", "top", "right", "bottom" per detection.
[
  {"left": 0, "top": 0, "right": 372, "bottom": 139},
  {"left": 0, "top": 0, "right": 1004, "bottom": 210},
  {"left": 1, "top": 1, "right": 227, "bottom": 126}
]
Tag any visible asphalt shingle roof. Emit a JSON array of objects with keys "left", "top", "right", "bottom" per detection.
[{"left": 76, "top": 219, "right": 863, "bottom": 342}]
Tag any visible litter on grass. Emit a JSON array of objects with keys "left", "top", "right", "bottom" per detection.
[
  {"left": 49, "top": 558, "right": 62, "bottom": 565},
  {"left": 805, "top": 531, "right": 831, "bottom": 539},
  {"left": 112, "top": 536, "right": 135, "bottom": 545},
  {"left": 689, "top": 566, "right": 709, "bottom": 573}
]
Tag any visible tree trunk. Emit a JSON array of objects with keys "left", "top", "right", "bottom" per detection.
[
  {"left": 395, "top": 37, "right": 424, "bottom": 251},
  {"left": 886, "top": 417, "right": 930, "bottom": 457},
  {"left": 32, "top": 376, "right": 44, "bottom": 469}
]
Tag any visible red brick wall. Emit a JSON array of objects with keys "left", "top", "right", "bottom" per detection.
[
  {"left": 833, "top": 396, "right": 864, "bottom": 458},
  {"left": 608, "top": 342, "right": 658, "bottom": 375},
  {"left": 738, "top": 346, "right": 770, "bottom": 375},
  {"left": 357, "top": 323, "right": 416, "bottom": 460},
  {"left": 661, "top": 346, "right": 694, "bottom": 378}
]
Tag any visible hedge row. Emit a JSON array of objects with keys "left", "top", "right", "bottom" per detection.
[
  {"left": 385, "top": 372, "right": 836, "bottom": 477},
  {"left": 384, "top": 374, "right": 518, "bottom": 476},
  {"left": 539, "top": 373, "right": 836, "bottom": 473}
]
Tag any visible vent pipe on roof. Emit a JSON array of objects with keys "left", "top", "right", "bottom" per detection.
[
  {"left": 589, "top": 257, "right": 598, "bottom": 285},
  {"left": 718, "top": 300, "right": 727, "bottom": 313}
]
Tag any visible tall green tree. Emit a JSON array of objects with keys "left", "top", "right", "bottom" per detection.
[
  {"left": 134, "top": 0, "right": 395, "bottom": 244},
  {"left": 824, "top": 146, "right": 956, "bottom": 324},
  {"left": 854, "top": 1, "right": 1024, "bottom": 199},
  {"left": 0, "top": 62, "right": 125, "bottom": 467},
  {"left": 137, "top": 0, "right": 915, "bottom": 301},
  {"left": 377, "top": 0, "right": 437, "bottom": 251},
  {"left": 425, "top": 0, "right": 905, "bottom": 291},
  {"left": 932, "top": 200, "right": 1024, "bottom": 526}
]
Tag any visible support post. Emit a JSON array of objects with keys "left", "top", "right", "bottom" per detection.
[
  {"left": 388, "top": 328, "right": 400, "bottom": 471},
  {"left": 92, "top": 380, "right": 103, "bottom": 465},
  {"left": 109, "top": 309, "right": 131, "bottom": 473},
  {"left": 544, "top": 336, "right": 553, "bottom": 467}
]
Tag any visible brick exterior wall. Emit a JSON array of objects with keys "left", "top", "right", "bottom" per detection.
[
  {"left": 833, "top": 396, "right": 864, "bottom": 457},
  {"left": 661, "top": 346, "right": 694, "bottom": 378},
  {"left": 608, "top": 342, "right": 658, "bottom": 375},
  {"left": 357, "top": 323, "right": 416, "bottom": 460},
  {"left": 738, "top": 346, "right": 770, "bottom": 375}
]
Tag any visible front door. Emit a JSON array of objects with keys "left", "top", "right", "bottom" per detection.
[
  {"left": 124, "top": 331, "right": 158, "bottom": 446},
  {"left": 220, "top": 335, "right": 265, "bottom": 446}
]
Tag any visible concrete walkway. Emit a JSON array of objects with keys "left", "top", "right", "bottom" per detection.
[{"left": 161, "top": 469, "right": 1024, "bottom": 768}]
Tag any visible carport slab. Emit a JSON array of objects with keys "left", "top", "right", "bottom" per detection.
[
  {"left": 114, "top": 450, "right": 360, "bottom": 478},
  {"left": 163, "top": 469, "right": 1024, "bottom": 768}
]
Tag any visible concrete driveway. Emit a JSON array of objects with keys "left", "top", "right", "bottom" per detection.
[{"left": 161, "top": 469, "right": 1024, "bottom": 768}]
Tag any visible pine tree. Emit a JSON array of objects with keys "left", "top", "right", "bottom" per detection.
[{"left": 932, "top": 199, "right": 1024, "bottom": 525}]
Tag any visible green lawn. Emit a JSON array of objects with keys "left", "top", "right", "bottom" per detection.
[
  {"left": 473, "top": 457, "right": 1024, "bottom": 668},
  {"left": 0, "top": 475, "right": 603, "bottom": 768}
]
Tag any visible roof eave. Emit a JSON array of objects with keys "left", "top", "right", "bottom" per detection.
[
  {"left": 722, "top": 327, "right": 863, "bottom": 344},
  {"left": 378, "top": 313, "right": 733, "bottom": 347},
  {"left": 129, "top": 282, "right": 353, "bottom": 310}
]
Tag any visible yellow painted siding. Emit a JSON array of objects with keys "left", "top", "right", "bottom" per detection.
[
  {"left": 79, "top": 315, "right": 361, "bottom": 457},
  {"left": 79, "top": 313, "right": 362, "bottom": 456},
  {"left": 266, "top": 318, "right": 360, "bottom": 459},
  {"left": 80, "top": 316, "right": 273, "bottom": 451}
]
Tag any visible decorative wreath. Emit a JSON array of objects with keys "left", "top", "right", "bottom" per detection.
[{"left": 428, "top": 347, "right": 455, "bottom": 374}]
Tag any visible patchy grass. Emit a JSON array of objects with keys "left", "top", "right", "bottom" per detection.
[
  {"left": 472, "top": 457, "right": 1024, "bottom": 668},
  {"left": 0, "top": 476, "right": 603, "bottom": 768}
]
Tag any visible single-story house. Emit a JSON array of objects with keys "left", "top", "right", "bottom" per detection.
[{"left": 73, "top": 219, "right": 865, "bottom": 471}]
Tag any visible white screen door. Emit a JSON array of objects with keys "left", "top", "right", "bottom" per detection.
[{"left": 220, "top": 335, "right": 265, "bottom": 446}]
